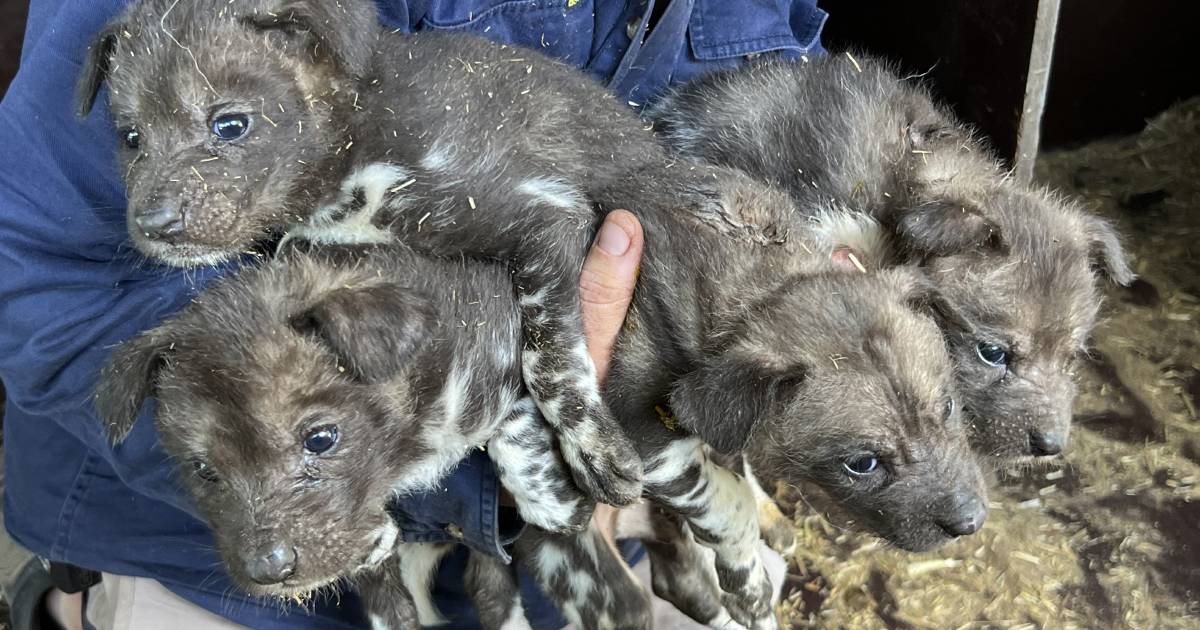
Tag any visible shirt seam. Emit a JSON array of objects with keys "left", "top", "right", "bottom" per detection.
[
  {"left": 420, "top": 0, "right": 582, "bottom": 29},
  {"left": 50, "top": 451, "right": 97, "bottom": 563}
]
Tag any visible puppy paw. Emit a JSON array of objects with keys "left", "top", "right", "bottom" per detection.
[
  {"left": 719, "top": 566, "right": 775, "bottom": 630},
  {"left": 559, "top": 422, "right": 643, "bottom": 506},
  {"left": 650, "top": 567, "right": 725, "bottom": 625},
  {"left": 721, "top": 597, "right": 777, "bottom": 630},
  {"left": 757, "top": 500, "right": 796, "bottom": 556}
]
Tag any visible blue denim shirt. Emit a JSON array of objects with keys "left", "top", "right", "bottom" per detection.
[{"left": 0, "top": 1, "right": 825, "bottom": 627}]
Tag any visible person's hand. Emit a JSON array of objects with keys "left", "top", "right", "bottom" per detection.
[
  {"left": 580, "top": 210, "right": 644, "bottom": 381},
  {"left": 578, "top": 210, "right": 644, "bottom": 542}
]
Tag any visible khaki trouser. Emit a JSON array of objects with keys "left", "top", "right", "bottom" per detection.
[{"left": 85, "top": 574, "right": 247, "bottom": 630}]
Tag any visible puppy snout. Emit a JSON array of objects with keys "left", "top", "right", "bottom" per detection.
[
  {"left": 245, "top": 543, "right": 297, "bottom": 585},
  {"left": 936, "top": 492, "right": 987, "bottom": 538},
  {"left": 1029, "top": 429, "right": 1065, "bottom": 456},
  {"left": 134, "top": 203, "right": 185, "bottom": 239}
]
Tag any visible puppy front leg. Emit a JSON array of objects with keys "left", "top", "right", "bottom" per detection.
[
  {"left": 709, "top": 452, "right": 796, "bottom": 556},
  {"left": 644, "top": 438, "right": 776, "bottom": 630},
  {"left": 466, "top": 551, "right": 532, "bottom": 630},
  {"left": 517, "top": 267, "right": 642, "bottom": 507},
  {"left": 742, "top": 459, "right": 796, "bottom": 556},
  {"left": 489, "top": 397, "right": 593, "bottom": 533}
]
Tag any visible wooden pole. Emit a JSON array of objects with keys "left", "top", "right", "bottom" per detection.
[{"left": 1014, "top": 0, "right": 1062, "bottom": 185}]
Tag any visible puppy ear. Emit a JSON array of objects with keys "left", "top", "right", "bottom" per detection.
[
  {"left": 670, "top": 355, "right": 804, "bottom": 455},
  {"left": 902, "top": 92, "right": 965, "bottom": 151},
  {"left": 906, "top": 118, "right": 961, "bottom": 151},
  {"left": 896, "top": 200, "right": 1005, "bottom": 257},
  {"left": 291, "top": 284, "right": 435, "bottom": 382},
  {"left": 76, "top": 24, "right": 120, "bottom": 118},
  {"left": 94, "top": 331, "right": 169, "bottom": 444},
  {"left": 1082, "top": 215, "right": 1135, "bottom": 285},
  {"left": 889, "top": 266, "right": 972, "bottom": 333},
  {"left": 245, "top": 1, "right": 377, "bottom": 78}
]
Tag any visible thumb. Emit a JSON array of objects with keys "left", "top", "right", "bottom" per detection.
[{"left": 579, "top": 210, "right": 644, "bottom": 383}]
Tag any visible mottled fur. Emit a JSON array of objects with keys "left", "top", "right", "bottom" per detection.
[
  {"left": 650, "top": 54, "right": 1134, "bottom": 461},
  {"left": 638, "top": 508, "right": 748, "bottom": 630},
  {"left": 465, "top": 552, "right": 529, "bottom": 630},
  {"left": 79, "top": 0, "right": 648, "bottom": 507},
  {"left": 515, "top": 523, "right": 653, "bottom": 630},
  {"left": 93, "top": 243, "right": 592, "bottom": 627}
]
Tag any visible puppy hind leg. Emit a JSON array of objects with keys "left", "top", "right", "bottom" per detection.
[
  {"left": 515, "top": 524, "right": 652, "bottom": 630},
  {"left": 466, "top": 551, "right": 531, "bottom": 630},
  {"left": 394, "top": 543, "right": 454, "bottom": 627},
  {"left": 489, "top": 397, "right": 593, "bottom": 533},
  {"left": 357, "top": 553, "right": 421, "bottom": 630},
  {"left": 644, "top": 439, "right": 776, "bottom": 630},
  {"left": 642, "top": 507, "right": 728, "bottom": 626}
]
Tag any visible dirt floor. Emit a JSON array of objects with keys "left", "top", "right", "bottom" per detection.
[{"left": 771, "top": 98, "right": 1200, "bottom": 629}]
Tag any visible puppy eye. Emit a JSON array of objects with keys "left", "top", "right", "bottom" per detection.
[
  {"left": 303, "top": 425, "right": 339, "bottom": 455},
  {"left": 842, "top": 455, "right": 879, "bottom": 477},
  {"left": 944, "top": 398, "right": 956, "bottom": 421},
  {"left": 191, "top": 459, "right": 219, "bottom": 483},
  {"left": 975, "top": 342, "right": 1009, "bottom": 367},
  {"left": 120, "top": 126, "right": 140, "bottom": 149},
  {"left": 211, "top": 113, "right": 250, "bottom": 141}
]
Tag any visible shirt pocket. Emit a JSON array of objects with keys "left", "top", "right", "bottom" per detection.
[
  {"left": 689, "top": 0, "right": 828, "bottom": 61},
  {"left": 417, "top": 0, "right": 595, "bottom": 69}
]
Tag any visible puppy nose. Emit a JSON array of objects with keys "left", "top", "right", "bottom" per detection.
[
  {"left": 133, "top": 204, "right": 185, "bottom": 239},
  {"left": 1029, "top": 430, "right": 1065, "bottom": 456},
  {"left": 245, "top": 544, "right": 296, "bottom": 585},
  {"left": 937, "top": 493, "right": 987, "bottom": 538}
]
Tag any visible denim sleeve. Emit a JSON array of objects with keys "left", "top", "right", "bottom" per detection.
[{"left": 0, "top": 0, "right": 229, "bottom": 514}]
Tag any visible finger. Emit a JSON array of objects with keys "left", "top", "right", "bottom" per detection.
[
  {"left": 592, "top": 503, "right": 620, "bottom": 545},
  {"left": 579, "top": 210, "right": 644, "bottom": 383}
]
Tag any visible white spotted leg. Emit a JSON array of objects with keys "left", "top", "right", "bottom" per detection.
[
  {"left": 517, "top": 286, "right": 643, "bottom": 507},
  {"left": 489, "top": 397, "right": 593, "bottom": 533},
  {"left": 643, "top": 438, "right": 777, "bottom": 630}
]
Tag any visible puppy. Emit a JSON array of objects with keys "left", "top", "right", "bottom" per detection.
[
  {"left": 650, "top": 53, "right": 1134, "bottom": 462},
  {"left": 590, "top": 167, "right": 987, "bottom": 628},
  {"left": 94, "top": 242, "right": 604, "bottom": 627},
  {"left": 76, "top": 0, "right": 662, "bottom": 507}
]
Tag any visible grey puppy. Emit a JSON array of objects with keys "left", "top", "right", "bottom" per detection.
[
  {"left": 650, "top": 54, "right": 1134, "bottom": 462},
  {"left": 94, "top": 241, "right": 656, "bottom": 629},
  {"left": 77, "top": 0, "right": 649, "bottom": 507},
  {"left": 94, "top": 243, "right": 588, "bottom": 613},
  {"left": 591, "top": 167, "right": 987, "bottom": 628}
]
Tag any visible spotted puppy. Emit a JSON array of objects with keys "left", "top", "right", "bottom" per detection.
[
  {"left": 94, "top": 243, "right": 597, "bottom": 628},
  {"left": 594, "top": 169, "right": 988, "bottom": 629},
  {"left": 78, "top": 0, "right": 649, "bottom": 506},
  {"left": 650, "top": 53, "right": 1134, "bottom": 463}
]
